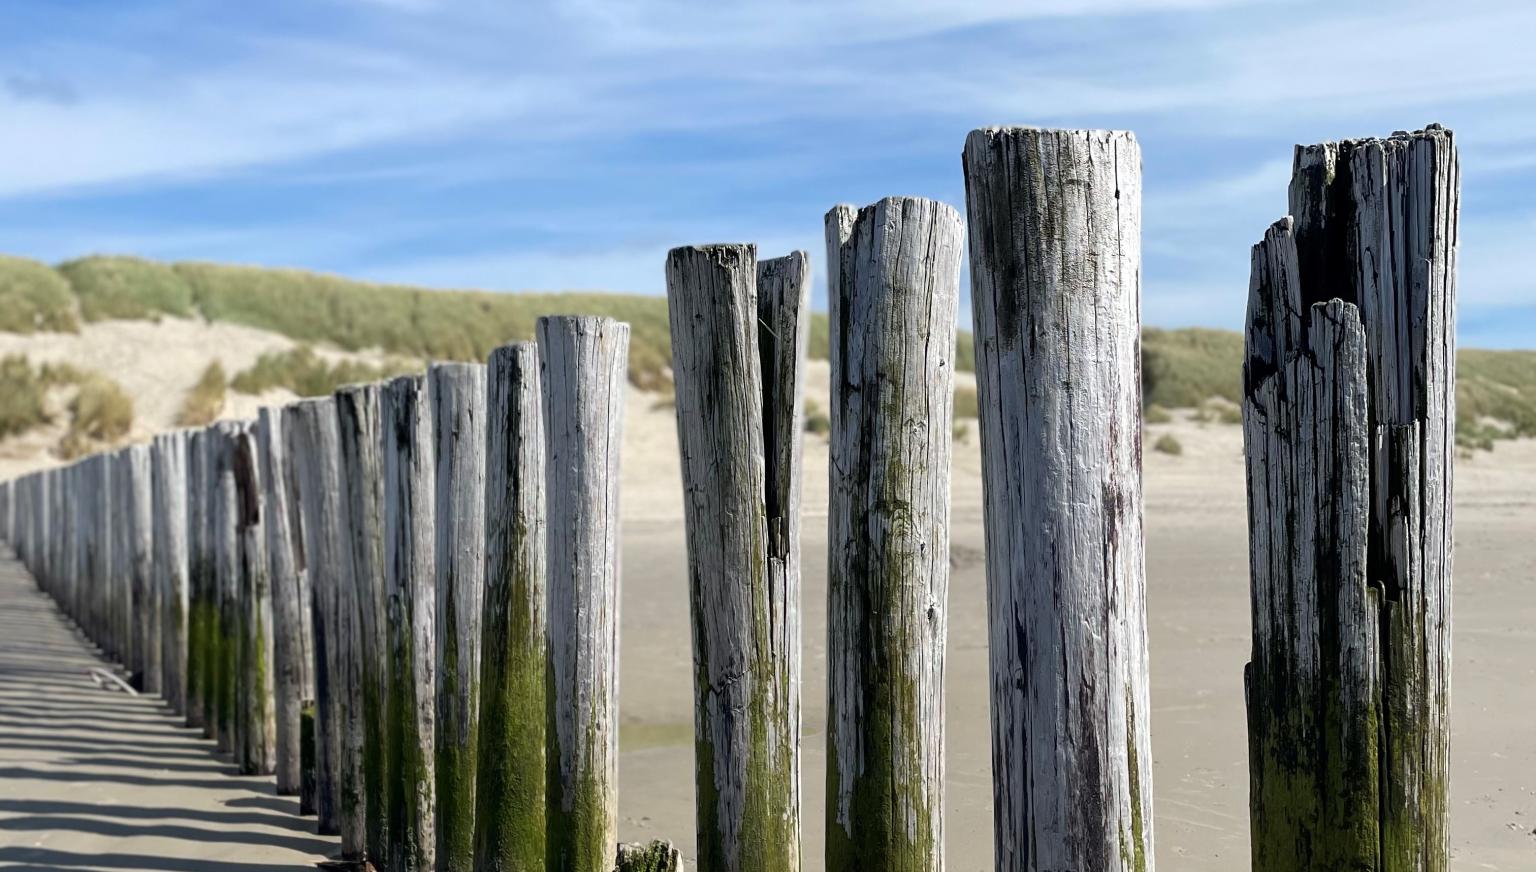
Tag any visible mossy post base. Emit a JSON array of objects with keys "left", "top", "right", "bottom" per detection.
[
  {"left": 615, "top": 841, "right": 684, "bottom": 872},
  {"left": 962, "top": 127, "right": 1155, "bottom": 870},
  {"left": 824, "top": 197, "right": 962, "bottom": 871},
  {"left": 475, "top": 343, "right": 547, "bottom": 872},
  {"left": 666, "top": 245, "right": 808, "bottom": 871},
  {"left": 301, "top": 702, "right": 319, "bottom": 816},
  {"left": 1243, "top": 126, "right": 1458, "bottom": 871},
  {"left": 538, "top": 316, "right": 628, "bottom": 872}
]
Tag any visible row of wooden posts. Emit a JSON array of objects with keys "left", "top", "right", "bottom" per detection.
[{"left": 0, "top": 123, "right": 1458, "bottom": 871}]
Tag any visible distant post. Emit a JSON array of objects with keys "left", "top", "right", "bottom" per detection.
[
  {"left": 665, "top": 245, "right": 808, "bottom": 871},
  {"left": 538, "top": 315, "right": 628, "bottom": 872},
  {"left": 476, "top": 342, "right": 547, "bottom": 872},
  {"left": 823, "top": 197, "right": 962, "bottom": 872}
]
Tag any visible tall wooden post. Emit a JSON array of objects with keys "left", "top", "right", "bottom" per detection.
[
  {"left": 124, "top": 444, "right": 158, "bottom": 694},
  {"left": 153, "top": 432, "right": 190, "bottom": 716},
  {"left": 186, "top": 428, "right": 210, "bottom": 731},
  {"left": 476, "top": 342, "right": 547, "bottom": 872},
  {"left": 259, "top": 408, "right": 308, "bottom": 796},
  {"left": 383, "top": 374, "right": 438, "bottom": 872},
  {"left": 110, "top": 449, "right": 131, "bottom": 671},
  {"left": 336, "top": 382, "right": 390, "bottom": 863},
  {"left": 962, "top": 127, "right": 1154, "bottom": 871},
  {"left": 539, "top": 315, "right": 628, "bottom": 872},
  {"left": 1244, "top": 124, "right": 1459, "bottom": 871},
  {"left": 823, "top": 197, "right": 962, "bottom": 872},
  {"left": 665, "top": 245, "right": 808, "bottom": 871},
  {"left": 429, "top": 363, "right": 489, "bottom": 872},
  {"left": 232, "top": 424, "right": 276, "bottom": 775},
  {"left": 214, "top": 421, "right": 247, "bottom": 755}
]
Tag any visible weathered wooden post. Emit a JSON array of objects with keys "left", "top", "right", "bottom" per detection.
[
  {"left": 232, "top": 424, "right": 276, "bottom": 775},
  {"left": 186, "top": 428, "right": 211, "bottom": 731},
  {"left": 962, "top": 127, "right": 1154, "bottom": 871},
  {"left": 1243, "top": 124, "right": 1459, "bottom": 871},
  {"left": 476, "top": 342, "right": 547, "bottom": 872},
  {"left": 539, "top": 316, "right": 628, "bottom": 872},
  {"left": 153, "top": 432, "right": 190, "bottom": 716},
  {"left": 336, "top": 382, "right": 390, "bottom": 863},
  {"left": 383, "top": 374, "right": 437, "bottom": 872},
  {"left": 823, "top": 197, "right": 961, "bottom": 871},
  {"left": 212, "top": 421, "right": 244, "bottom": 755},
  {"left": 259, "top": 408, "right": 308, "bottom": 796},
  {"left": 665, "top": 245, "right": 808, "bottom": 871},
  {"left": 289, "top": 398, "right": 352, "bottom": 839},
  {"left": 123, "top": 444, "right": 158, "bottom": 694},
  {"left": 428, "top": 362, "right": 489, "bottom": 872},
  {"left": 110, "top": 449, "right": 131, "bottom": 671}
]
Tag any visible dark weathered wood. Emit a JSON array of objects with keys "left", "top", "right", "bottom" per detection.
[
  {"left": 823, "top": 197, "right": 961, "bottom": 872},
  {"left": 210, "top": 424, "right": 242, "bottom": 752},
  {"left": 281, "top": 406, "right": 320, "bottom": 817},
  {"left": 336, "top": 382, "right": 390, "bottom": 863},
  {"left": 186, "top": 429, "right": 211, "bottom": 731},
  {"left": 962, "top": 127, "right": 1154, "bottom": 871},
  {"left": 233, "top": 424, "right": 276, "bottom": 776},
  {"left": 665, "top": 244, "right": 807, "bottom": 871},
  {"left": 1245, "top": 124, "right": 1459, "bottom": 871},
  {"left": 124, "top": 445, "right": 158, "bottom": 695},
  {"left": 538, "top": 315, "right": 628, "bottom": 872},
  {"left": 259, "top": 408, "right": 307, "bottom": 795},
  {"left": 429, "top": 362, "right": 489, "bottom": 872},
  {"left": 383, "top": 374, "right": 437, "bottom": 872},
  {"left": 152, "top": 432, "right": 190, "bottom": 716},
  {"left": 476, "top": 342, "right": 547, "bottom": 872}
]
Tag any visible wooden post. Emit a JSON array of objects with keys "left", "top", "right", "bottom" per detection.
[
  {"left": 153, "top": 432, "right": 190, "bottom": 716},
  {"left": 538, "top": 315, "right": 628, "bottom": 872},
  {"left": 823, "top": 197, "right": 961, "bottom": 872},
  {"left": 289, "top": 398, "right": 352, "bottom": 839},
  {"left": 260, "top": 408, "right": 308, "bottom": 796},
  {"left": 336, "top": 382, "right": 390, "bottom": 863},
  {"left": 476, "top": 342, "right": 547, "bottom": 872},
  {"left": 665, "top": 244, "right": 808, "bottom": 871},
  {"left": 124, "top": 444, "right": 158, "bottom": 694},
  {"left": 429, "top": 362, "right": 489, "bottom": 872},
  {"left": 383, "top": 374, "right": 437, "bottom": 872},
  {"left": 233, "top": 424, "right": 276, "bottom": 775},
  {"left": 110, "top": 449, "right": 131, "bottom": 672},
  {"left": 281, "top": 405, "right": 321, "bottom": 814},
  {"left": 962, "top": 127, "right": 1154, "bottom": 871},
  {"left": 212, "top": 421, "right": 244, "bottom": 755},
  {"left": 186, "top": 428, "right": 210, "bottom": 731},
  {"left": 1244, "top": 124, "right": 1459, "bottom": 871}
]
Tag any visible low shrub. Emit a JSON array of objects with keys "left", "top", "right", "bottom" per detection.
[{"left": 177, "top": 361, "right": 227, "bottom": 426}]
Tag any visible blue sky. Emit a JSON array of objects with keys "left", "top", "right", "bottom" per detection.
[{"left": 2, "top": 0, "right": 1533, "bottom": 347}]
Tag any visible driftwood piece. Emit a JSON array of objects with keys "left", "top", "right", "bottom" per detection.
[
  {"left": 962, "top": 126, "right": 1155, "bottom": 871},
  {"left": 824, "top": 197, "right": 962, "bottom": 871}
]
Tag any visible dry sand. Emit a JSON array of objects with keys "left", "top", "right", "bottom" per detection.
[{"left": 1, "top": 328, "right": 1532, "bottom": 869}]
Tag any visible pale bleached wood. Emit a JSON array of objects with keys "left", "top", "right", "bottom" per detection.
[
  {"left": 232, "top": 423, "right": 277, "bottom": 776},
  {"left": 185, "top": 429, "right": 210, "bottom": 731},
  {"left": 538, "top": 315, "right": 628, "bottom": 872},
  {"left": 109, "top": 449, "right": 130, "bottom": 671},
  {"left": 476, "top": 342, "right": 547, "bottom": 872},
  {"left": 259, "top": 408, "right": 307, "bottom": 795},
  {"left": 122, "top": 444, "right": 158, "bottom": 695},
  {"left": 383, "top": 374, "right": 437, "bottom": 872},
  {"left": 153, "top": 432, "right": 190, "bottom": 716},
  {"left": 963, "top": 127, "right": 1154, "bottom": 872},
  {"left": 336, "top": 381, "right": 390, "bottom": 863},
  {"left": 282, "top": 404, "right": 320, "bottom": 817},
  {"left": 665, "top": 244, "right": 807, "bottom": 871},
  {"left": 290, "top": 399, "right": 350, "bottom": 838},
  {"left": 824, "top": 196, "right": 961, "bottom": 872},
  {"left": 427, "top": 362, "right": 489, "bottom": 872},
  {"left": 1244, "top": 124, "right": 1460, "bottom": 871}
]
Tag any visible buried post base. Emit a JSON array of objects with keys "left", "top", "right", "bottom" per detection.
[{"left": 615, "top": 840, "right": 683, "bottom": 872}]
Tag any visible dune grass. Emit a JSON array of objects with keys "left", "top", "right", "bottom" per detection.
[
  {"left": 0, "top": 256, "right": 79, "bottom": 334},
  {"left": 58, "top": 255, "right": 196, "bottom": 321},
  {"left": 58, "top": 372, "right": 134, "bottom": 459},
  {"left": 0, "top": 355, "right": 51, "bottom": 439},
  {"left": 231, "top": 346, "right": 419, "bottom": 398},
  {"left": 177, "top": 361, "right": 227, "bottom": 427}
]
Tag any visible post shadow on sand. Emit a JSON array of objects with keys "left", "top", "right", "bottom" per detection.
[
  {"left": 0, "top": 814, "right": 332, "bottom": 854},
  {"left": 0, "top": 797, "right": 314, "bottom": 834},
  {"left": 0, "top": 847, "right": 315, "bottom": 872}
]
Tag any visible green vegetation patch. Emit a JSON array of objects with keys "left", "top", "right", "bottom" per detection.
[
  {"left": 0, "top": 256, "right": 78, "bottom": 333},
  {"left": 0, "top": 355, "right": 52, "bottom": 438},
  {"left": 177, "top": 361, "right": 227, "bottom": 427},
  {"left": 58, "top": 372, "right": 134, "bottom": 459},
  {"left": 231, "top": 346, "right": 418, "bottom": 398},
  {"left": 1142, "top": 327, "right": 1245, "bottom": 409},
  {"left": 1153, "top": 434, "right": 1183, "bottom": 456},
  {"left": 58, "top": 255, "right": 196, "bottom": 321}
]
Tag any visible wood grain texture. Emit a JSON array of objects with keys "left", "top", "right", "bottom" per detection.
[
  {"left": 211, "top": 423, "right": 242, "bottom": 753},
  {"left": 476, "top": 342, "right": 547, "bottom": 872},
  {"left": 152, "top": 432, "right": 190, "bottom": 717},
  {"left": 233, "top": 423, "right": 277, "bottom": 776},
  {"left": 538, "top": 315, "right": 628, "bottom": 872},
  {"left": 259, "top": 408, "right": 307, "bottom": 795},
  {"left": 825, "top": 196, "right": 962, "bottom": 872},
  {"left": 336, "top": 381, "right": 391, "bottom": 863},
  {"left": 1246, "top": 124, "right": 1459, "bottom": 871},
  {"left": 430, "top": 362, "right": 489, "bottom": 872},
  {"left": 383, "top": 374, "right": 438, "bottom": 872},
  {"left": 124, "top": 444, "right": 158, "bottom": 695},
  {"left": 666, "top": 244, "right": 806, "bottom": 872},
  {"left": 185, "top": 429, "right": 210, "bottom": 731}
]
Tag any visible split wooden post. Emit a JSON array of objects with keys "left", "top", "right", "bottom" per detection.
[
  {"left": 124, "top": 444, "right": 158, "bottom": 694},
  {"left": 382, "top": 374, "right": 438, "bottom": 872},
  {"left": 429, "top": 362, "right": 489, "bottom": 872},
  {"left": 823, "top": 197, "right": 962, "bottom": 872},
  {"left": 186, "top": 428, "right": 210, "bottom": 731},
  {"left": 233, "top": 424, "right": 276, "bottom": 775},
  {"left": 476, "top": 342, "right": 547, "bottom": 872},
  {"left": 665, "top": 244, "right": 808, "bottom": 871},
  {"left": 259, "top": 408, "right": 308, "bottom": 795},
  {"left": 538, "top": 315, "right": 628, "bottom": 872},
  {"left": 290, "top": 398, "right": 353, "bottom": 840},
  {"left": 962, "top": 127, "right": 1155, "bottom": 871},
  {"left": 216, "top": 421, "right": 249, "bottom": 755},
  {"left": 1244, "top": 125, "right": 1459, "bottom": 871},
  {"left": 152, "top": 432, "right": 190, "bottom": 716},
  {"left": 336, "top": 382, "right": 390, "bottom": 863}
]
